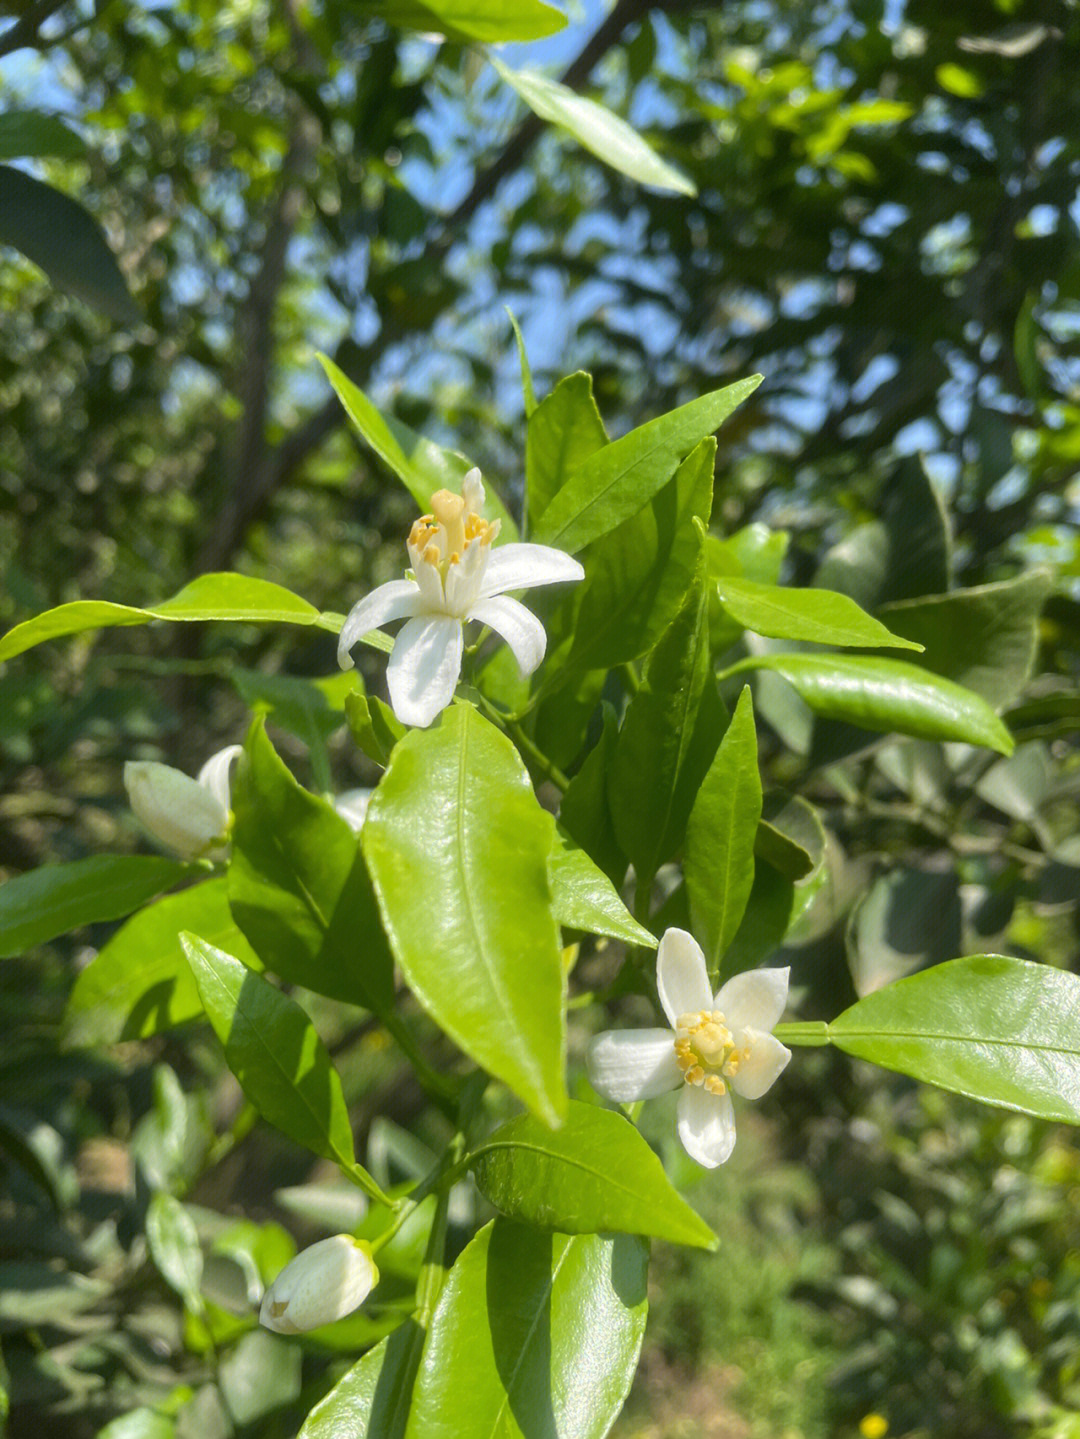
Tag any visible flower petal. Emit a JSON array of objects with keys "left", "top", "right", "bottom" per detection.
[
  {"left": 729, "top": 1029, "right": 791, "bottom": 1100},
  {"left": 124, "top": 761, "right": 230, "bottom": 860},
  {"left": 333, "top": 788, "right": 373, "bottom": 832},
  {"left": 386, "top": 614, "right": 463, "bottom": 728},
  {"left": 479, "top": 542, "right": 585, "bottom": 598},
  {"left": 656, "top": 928, "right": 713, "bottom": 1028},
  {"left": 714, "top": 966, "right": 790, "bottom": 1033},
  {"left": 677, "top": 1084, "right": 736, "bottom": 1168},
  {"left": 586, "top": 1029, "right": 682, "bottom": 1102},
  {"left": 468, "top": 594, "right": 546, "bottom": 677},
  {"left": 196, "top": 744, "right": 242, "bottom": 811},
  {"left": 337, "top": 580, "right": 421, "bottom": 669}
]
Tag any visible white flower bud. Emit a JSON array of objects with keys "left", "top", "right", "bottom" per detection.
[
  {"left": 259, "top": 1234, "right": 378, "bottom": 1334},
  {"left": 124, "top": 760, "right": 230, "bottom": 860}
]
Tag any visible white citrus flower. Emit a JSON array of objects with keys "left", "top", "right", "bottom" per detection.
[
  {"left": 333, "top": 787, "right": 373, "bottom": 832},
  {"left": 587, "top": 928, "right": 791, "bottom": 1168},
  {"left": 259, "top": 1234, "right": 378, "bottom": 1334},
  {"left": 337, "top": 468, "right": 584, "bottom": 728},
  {"left": 123, "top": 745, "right": 241, "bottom": 861}
]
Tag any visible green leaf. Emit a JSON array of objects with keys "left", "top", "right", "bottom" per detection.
[
  {"left": 609, "top": 572, "right": 726, "bottom": 885},
  {"left": 0, "top": 855, "right": 188, "bottom": 959},
  {"left": 558, "top": 705, "right": 626, "bottom": 886},
  {"left": 298, "top": 1321, "right": 425, "bottom": 1439},
  {"left": 0, "top": 111, "right": 86, "bottom": 162},
  {"left": 547, "top": 825, "right": 656, "bottom": 948},
  {"left": 63, "top": 878, "right": 261, "bottom": 1047},
  {"left": 847, "top": 866, "right": 961, "bottom": 996},
  {"left": 219, "top": 1328, "right": 303, "bottom": 1427},
  {"left": 535, "top": 378, "right": 759, "bottom": 555},
  {"left": 349, "top": 0, "right": 566, "bottom": 43},
  {"left": 569, "top": 437, "right": 713, "bottom": 671},
  {"left": 230, "top": 669, "right": 357, "bottom": 748},
  {"left": 97, "top": 1411, "right": 176, "bottom": 1439},
  {"left": 228, "top": 721, "right": 395, "bottom": 1013},
  {"left": 506, "top": 309, "right": 538, "bottom": 418},
  {"left": 684, "top": 687, "right": 762, "bottom": 972},
  {"left": 877, "top": 570, "right": 1054, "bottom": 708},
  {"left": 0, "top": 572, "right": 333, "bottom": 663},
  {"left": 526, "top": 372, "right": 608, "bottom": 530},
  {"left": 362, "top": 704, "right": 567, "bottom": 1125},
  {"left": 829, "top": 955, "right": 1080, "bottom": 1122},
  {"left": 739, "top": 653, "right": 1014, "bottom": 753},
  {"left": 146, "top": 1192, "right": 204, "bottom": 1316},
  {"left": 405, "top": 1220, "right": 648, "bottom": 1439},
  {"left": 471, "top": 1101, "right": 715, "bottom": 1247},
  {"left": 318, "top": 355, "right": 518, "bottom": 539},
  {"left": 715, "top": 576, "right": 923, "bottom": 650},
  {"left": 707, "top": 523, "right": 789, "bottom": 585},
  {"left": 490, "top": 57, "right": 696, "bottom": 197},
  {"left": 754, "top": 792, "right": 826, "bottom": 883},
  {"left": 0, "top": 163, "right": 138, "bottom": 323},
  {"left": 181, "top": 933, "right": 361, "bottom": 1171},
  {"left": 346, "top": 691, "right": 406, "bottom": 768}
]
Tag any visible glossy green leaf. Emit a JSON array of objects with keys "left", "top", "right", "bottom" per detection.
[
  {"left": 558, "top": 705, "right": 626, "bottom": 886},
  {"left": 829, "top": 955, "right": 1080, "bottom": 1122},
  {"left": 878, "top": 569, "right": 1054, "bottom": 708},
  {"left": 350, "top": 0, "right": 565, "bottom": 42},
  {"left": 609, "top": 572, "right": 726, "bottom": 885},
  {"left": 491, "top": 57, "right": 696, "bottom": 197},
  {"left": 684, "top": 687, "right": 762, "bottom": 972},
  {"left": 739, "top": 653, "right": 1014, "bottom": 753},
  {"left": 318, "top": 355, "right": 518, "bottom": 539},
  {"left": 219, "top": 1328, "right": 303, "bottom": 1426},
  {"left": 181, "top": 934, "right": 360, "bottom": 1171},
  {"left": 0, "top": 164, "right": 138, "bottom": 322},
  {"left": 569, "top": 437, "right": 713, "bottom": 670},
  {"left": 525, "top": 371, "right": 608, "bottom": 529},
  {"left": 546, "top": 825, "right": 656, "bottom": 948},
  {"left": 534, "top": 378, "right": 761, "bottom": 555},
  {"left": 706, "top": 522, "right": 789, "bottom": 585},
  {"left": 363, "top": 704, "right": 566, "bottom": 1123},
  {"left": 754, "top": 792, "right": 826, "bottom": 883},
  {"left": 0, "top": 572, "right": 334, "bottom": 663},
  {"left": 298, "top": 1321, "right": 425, "bottom": 1439},
  {"left": 405, "top": 1220, "right": 648, "bottom": 1439},
  {"left": 0, "top": 111, "right": 86, "bottom": 162},
  {"left": 62, "top": 878, "right": 260, "bottom": 1047},
  {"left": 146, "top": 1191, "right": 204, "bottom": 1316},
  {"left": 228, "top": 721, "right": 395, "bottom": 1013},
  {"left": 346, "top": 691, "right": 406, "bottom": 767},
  {"left": 230, "top": 669, "right": 357, "bottom": 748},
  {"left": 0, "top": 855, "right": 188, "bottom": 958},
  {"left": 471, "top": 1102, "right": 715, "bottom": 1248},
  {"left": 714, "top": 576, "right": 922, "bottom": 650}
]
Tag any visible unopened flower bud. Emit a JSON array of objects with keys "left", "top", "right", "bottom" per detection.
[
  {"left": 259, "top": 1234, "right": 378, "bottom": 1334},
  {"left": 124, "top": 745, "right": 240, "bottom": 860}
]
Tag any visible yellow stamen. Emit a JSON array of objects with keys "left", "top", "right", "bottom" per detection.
[
  {"left": 674, "top": 1009, "right": 742, "bottom": 1091},
  {"left": 430, "top": 489, "right": 466, "bottom": 555}
]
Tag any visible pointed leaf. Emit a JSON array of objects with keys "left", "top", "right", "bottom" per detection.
[
  {"left": 147, "top": 1192, "right": 204, "bottom": 1316},
  {"left": 547, "top": 825, "right": 656, "bottom": 948},
  {"left": 319, "top": 355, "right": 518, "bottom": 539},
  {"left": 829, "top": 955, "right": 1080, "bottom": 1122},
  {"left": 534, "top": 378, "right": 761, "bottom": 554},
  {"left": 362, "top": 704, "right": 567, "bottom": 1124},
  {"left": 714, "top": 576, "right": 923, "bottom": 650},
  {"left": 471, "top": 1101, "right": 715, "bottom": 1247},
  {"left": 526, "top": 372, "right": 608, "bottom": 529},
  {"left": 0, "top": 855, "right": 188, "bottom": 958},
  {"left": 742, "top": 653, "right": 1014, "bottom": 753},
  {"left": 349, "top": 0, "right": 565, "bottom": 42},
  {"left": 63, "top": 878, "right": 261, "bottom": 1047},
  {"left": 405, "top": 1221, "right": 648, "bottom": 1439},
  {"left": 684, "top": 686, "right": 762, "bottom": 971},
  {"left": 754, "top": 792, "right": 826, "bottom": 883},
  {"left": 181, "top": 934, "right": 360, "bottom": 1170},
  {"left": 299, "top": 1321, "right": 425, "bottom": 1439},
  {"left": 0, "top": 111, "right": 86, "bottom": 162},
  {"left": 491, "top": 57, "right": 695, "bottom": 196}
]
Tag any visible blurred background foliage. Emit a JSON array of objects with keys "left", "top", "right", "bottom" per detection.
[{"left": 1, "top": 0, "right": 1079, "bottom": 1434}]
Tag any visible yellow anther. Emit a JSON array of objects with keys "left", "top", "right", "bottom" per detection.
[
  {"left": 448, "top": 551, "right": 460, "bottom": 565},
  {"left": 673, "top": 1008, "right": 739, "bottom": 1090},
  {"left": 423, "top": 543, "right": 441, "bottom": 566}
]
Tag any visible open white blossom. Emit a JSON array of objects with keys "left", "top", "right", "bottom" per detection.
[
  {"left": 587, "top": 928, "right": 791, "bottom": 1168},
  {"left": 337, "top": 468, "right": 584, "bottom": 728},
  {"left": 259, "top": 1234, "right": 378, "bottom": 1334},
  {"left": 123, "top": 745, "right": 241, "bottom": 861}
]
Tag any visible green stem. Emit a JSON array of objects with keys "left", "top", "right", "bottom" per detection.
[
  {"left": 715, "top": 656, "right": 762, "bottom": 685},
  {"left": 370, "top": 1135, "right": 465, "bottom": 1256},
  {"left": 507, "top": 719, "right": 570, "bottom": 792},
  {"left": 344, "top": 1161, "right": 396, "bottom": 1209},
  {"left": 774, "top": 1020, "right": 831, "bottom": 1047}
]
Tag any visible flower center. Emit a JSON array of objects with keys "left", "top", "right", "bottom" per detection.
[
  {"left": 408, "top": 486, "right": 499, "bottom": 580},
  {"left": 673, "top": 1010, "right": 744, "bottom": 1096}
]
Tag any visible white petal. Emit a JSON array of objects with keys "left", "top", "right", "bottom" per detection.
[
  {"left": 714, "top": 966, "right": 790, "bottom": 1033},
  {"left": 729, "top": 1029, "right": 791, "bottom": 1100},
  {"left": 443, "top": 536, "right": 488, "bottom": 617},
  {"left": 410, "top": 549, "right": 447, "bottom": 612},
  {"left": 386, "top": 614, "right": 463, "bottom": 728},
  {"left": 124, "top": 761, "right": 229, "bottom": 860},
  {"left": 337, "top": 580, "right": 420, "bottom": 669},
  {"left": 479, "top": 543, "right": 585, "bottom": 598},
  {"left": 333, "top": 788, "right": 373, "bottom": 832},
  {"left": 259, "top": 1235, "right": 378, "bottom": 1334},
  {"left": 656, "top": 928, "right": 713, "bottom": 1028},
  {"left": 468, "top": 595, "right": 546, "bottom": 677},
  {"left": 196, "top": 744, "right": 242, "bottom": 811},
  {"left": 461, "top": 466, "right": 485, "bottom": 514},
  {"left": 677, "top": 1084, "right": 736, "bottom": 1168},
  {"left": 586, "top": 1029, "right": 682, "bottom": 1102}
]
